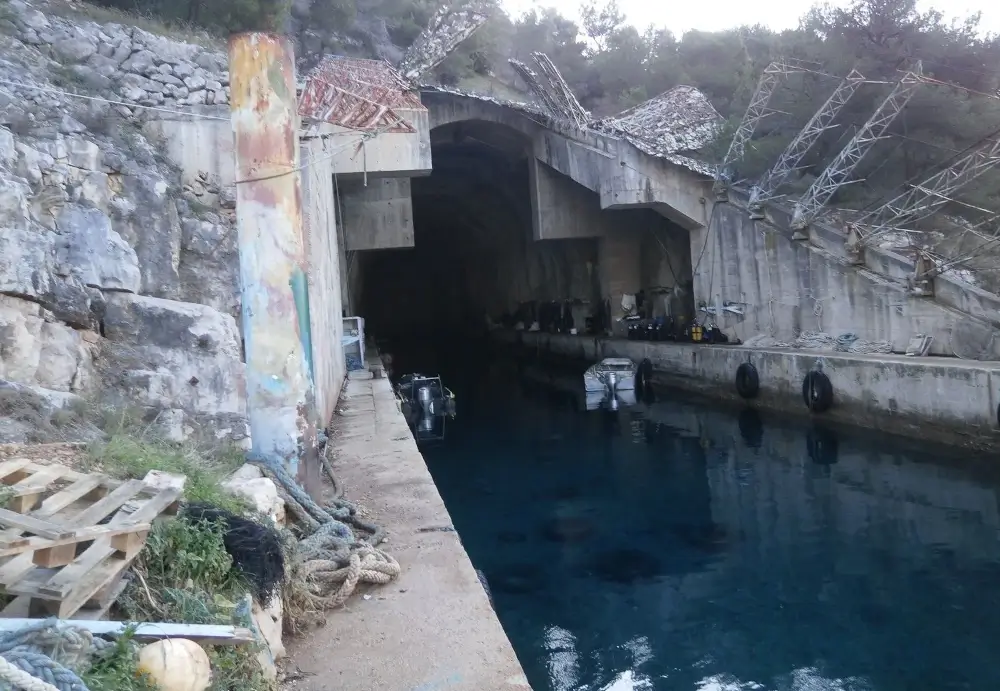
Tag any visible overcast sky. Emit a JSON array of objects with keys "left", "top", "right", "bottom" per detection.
[{"left": 500, "top": 0, "right": 1000, "bottom": 38}]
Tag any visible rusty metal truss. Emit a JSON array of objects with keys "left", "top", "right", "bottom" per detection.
[{"left": 299, "top": 55, "right": 426, "bottom": 134}]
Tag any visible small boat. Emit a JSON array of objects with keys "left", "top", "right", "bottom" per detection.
[
  {"left": 583, "top": 357, "right": 637, "bottom": 395},
  {"left": 395, "top": 373, "right": 457, "bottom": 442}
]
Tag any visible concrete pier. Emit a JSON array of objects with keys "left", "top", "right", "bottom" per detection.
[
  {"left": 497, "top": 330, "right": 1000, "bottom": 451},
  {"left": 287, "top": 369, "right": 529, "bottom": 691}
]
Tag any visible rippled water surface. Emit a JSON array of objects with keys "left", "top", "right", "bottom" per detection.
[{"left": 417, "top": 355, "right": 1000, "bottom": 691}]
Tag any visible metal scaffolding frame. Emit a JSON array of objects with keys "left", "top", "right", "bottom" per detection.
[
  {"left": 852, "top": 136, "right": 1000, "bottom": 250},
  {"left": 790, "top": 62, "right": 922, "bottom": 231},
  {"left": 748, "top": 69, "right": 865, "bottom": 215},
  {"left": 508, "top": 58, "right": 563, "bottom": 117},
  {"left": 531, "top": 52, "right": 591, "bottom": 128},
  {"left": 713, "top": 62, "right": 800, "bottom": 198}
]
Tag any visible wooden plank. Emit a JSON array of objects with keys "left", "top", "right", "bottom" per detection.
[
  {"left": 128, "top": 487, "right": 183, "bottom": 522},
  {"left": 0, "top": 619, "right": 256, "bottom": 645},
  {"left": 7, "top": 467, "right": 66, "bottom": 513},
  {"left": 35, "top": 476, "right": 108, "bottom": 518},
  {"left": 74, "top": 578, "right": 128, "bottom": 621},
  {"left": 0, "top": 553, "right": 37, "bottom": 590},
  {"left": 0, "top": 459, "right": 32, "bottom": 483},
  {"left": 70, "top": 480, "right": 147, "bottom": 526},
  {"left": 0, "top": 508, "right": 73, "bottom": 540},
  {"left": 7, "top": 487, "right": 179, "bottom": 601},
  {"left": 53, "top": 553, "right": 133, "bottom": 618},
  {"left": 0, "top": 522, "right": 151, "bottom": 559},
  {"left": 16, "top": 542, "right": 109, "bottom": 599}
]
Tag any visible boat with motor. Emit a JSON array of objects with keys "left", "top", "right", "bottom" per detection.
[
  {"left": 395, "top": 373, "right": 457, "bottom": 442},
  {"left": 583, "top": 357, "right": 638, "bottom": 396}
]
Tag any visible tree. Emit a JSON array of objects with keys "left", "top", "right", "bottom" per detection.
[{"left": 580, "top": 0, "right": 626, "bottom": 54}]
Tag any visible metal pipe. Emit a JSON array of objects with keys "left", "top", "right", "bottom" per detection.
[{"left": 229, "top": 33, "right": 319, "bottom": 488}]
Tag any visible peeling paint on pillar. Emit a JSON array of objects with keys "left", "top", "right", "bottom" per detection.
[{"left": 229, "top": 33, "right": 318, "bottom": 486}]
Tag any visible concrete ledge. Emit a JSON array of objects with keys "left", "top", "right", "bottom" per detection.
[
  {"left": 288, "top": 370, "right": 529, "bottom": 691},
  {"left": 496, "top": 330, "right": 1000, "bottom": 451}
]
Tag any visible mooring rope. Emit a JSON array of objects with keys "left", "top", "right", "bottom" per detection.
[
  {"left": 246, "top": 441, "right": 399, "bottom": 609},
  {"left": 0, "top": 620, "right": 113, "bottom": 691}
]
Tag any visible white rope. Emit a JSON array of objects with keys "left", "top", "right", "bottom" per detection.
[{"left": 0, "top": 657, "right": 60, "bottom": 691}]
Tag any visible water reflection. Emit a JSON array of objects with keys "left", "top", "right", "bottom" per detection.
[{"left": 423, "top": 361, "right": 1000, "bottom": 691}]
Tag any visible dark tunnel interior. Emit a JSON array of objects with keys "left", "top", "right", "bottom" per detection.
[{"left": 350, "top": 119, "right": 696, "bottom": 356}]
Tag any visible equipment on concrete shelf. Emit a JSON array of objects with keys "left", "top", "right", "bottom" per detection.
[
  {"left": 583, "top": 357, "right": 637, "bottom": 397},
  {"left": 396, "top": 373, "right": 457, "bottom": 443}
]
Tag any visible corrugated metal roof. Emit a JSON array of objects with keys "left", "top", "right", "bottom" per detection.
[{"left": 299, "top": 56, "right": 426, "bottom": 133}]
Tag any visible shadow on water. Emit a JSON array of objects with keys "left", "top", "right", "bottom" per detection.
[{"left": 414, "top": 342, "right": 1000, "bottom": 691}]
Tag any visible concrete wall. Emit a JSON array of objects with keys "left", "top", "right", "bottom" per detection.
[
  {"left": 302, "top": 138, "right": 346, "bottom": 425},
  {"left": 696, "top": 195, "right": 1000, "bottom": 359},
  {"left": 499, "top": 330, "right": 1000, "bottom": 450},
  {"left": 340, "top": 178, "right": 415, "bottom": 251},
  {"left": 309, "top": 109, "right": 432, "bottom": 179},
  {"left": 144, "top": 107, "right": 235, "bottom": 186},
  {"left": 530, "top": 158, "right": 614, "bottom": 241}
]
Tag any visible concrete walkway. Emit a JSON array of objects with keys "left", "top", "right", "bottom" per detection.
[{"left": 286, "top": 370, "right": 530, "bottom": 691}]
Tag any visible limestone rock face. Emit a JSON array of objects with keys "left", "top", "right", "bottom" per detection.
[{"left": 0, "top": 1, "right": 246, "bottom": 443}]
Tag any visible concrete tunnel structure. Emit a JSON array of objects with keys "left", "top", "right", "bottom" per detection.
[
  {"left": 303, "top": 67, "right": 714, "bottom": 347},
  {"left": 300, "top": 60, "right": 1000, "bottom": 366}
]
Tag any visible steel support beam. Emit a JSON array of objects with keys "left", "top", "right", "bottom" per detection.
[
  {"left": 230, "top": 33, "right": 319, "bottom": 487},
  {"left": 790, "top": 63, "right": 922, "bottom": 231},
  {"left": 748, "top": 69, "right": 865, "bottom": 216}
]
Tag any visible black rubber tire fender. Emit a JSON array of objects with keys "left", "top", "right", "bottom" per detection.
[
  {"left": 802, "top": 371, "right": 834, "bottom": 413},
  {"left": 735, "top": 362, "right": 760, "bottom": 399}
]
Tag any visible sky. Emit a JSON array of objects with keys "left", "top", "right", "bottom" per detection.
[{"left": 499, "top": 0, "right": 1000, "bottom": 39}]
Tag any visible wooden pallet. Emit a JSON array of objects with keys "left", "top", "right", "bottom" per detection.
[{"left": 0, "top": 459, "right": 181, "bottom": 619}]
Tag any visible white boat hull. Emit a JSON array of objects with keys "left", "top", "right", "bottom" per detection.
[{"left": 583, "top": 357, "right": 638, "bottom": 394}]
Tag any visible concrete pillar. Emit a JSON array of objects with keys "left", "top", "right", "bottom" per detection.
[
  {"left": 599, "top": 228, "right": 642, "bottom": 325},
  {"left": 229, "top": 33, "right": 319, "bottom": 489}
]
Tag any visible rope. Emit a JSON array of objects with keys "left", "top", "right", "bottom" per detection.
[
  {"left": 246, "top": 439, "right": 399, "bottom": 609},
  {"left": 0, "top": 620, "right": 114, "bottom": 691},
  {"left": 741, "top": 330, "right": 893, "bottom": 354},
  {"left": 0, "top": 658, "right": 58, "bottom": 691}
]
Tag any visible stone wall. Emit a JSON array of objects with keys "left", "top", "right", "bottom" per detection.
[{"left": 0, "top": 1, "right": 245, "bottom": 443}]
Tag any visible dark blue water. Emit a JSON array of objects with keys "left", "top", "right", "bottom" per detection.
[{"left": 418, "top": 352, "right": 1000, "bottom": 691}]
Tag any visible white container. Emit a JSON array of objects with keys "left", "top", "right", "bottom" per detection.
[{"left": 342, "top": 316, "right": 365, "bottom": 369}]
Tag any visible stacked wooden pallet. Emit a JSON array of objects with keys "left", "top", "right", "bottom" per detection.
[{"left": 0, "top": 458, "right": 181, "bottom": 619}]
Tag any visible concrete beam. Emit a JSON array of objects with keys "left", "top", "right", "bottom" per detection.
[
  {"left": 309, "top": 107, "right": 432, "bottom": 179},
  {"left": 529, "top": 158, "right": 610, "bottom": 241},
  {"left": 340, "top": 178, "right": 415, "bottom": 251}
]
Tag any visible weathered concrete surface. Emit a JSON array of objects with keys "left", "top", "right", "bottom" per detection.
[
  {"left": 288, "top": 370, "right": 529, "bottom": 691},
  {"left": 696, "top": 190, "right": 1000, "bottom": 359},
  {"left": 339, "top": 178, "right": 415, "bottom": 251},
  {"left": 498, "top": 330, "right": 1000, "bottom": 451},
  {"left": 301, "top": 137, "right": 346, "bottom": 425}
]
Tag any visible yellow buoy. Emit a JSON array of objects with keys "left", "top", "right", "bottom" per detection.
[{"left": 137, "top": 638, "right": 212, "bottom": 691}]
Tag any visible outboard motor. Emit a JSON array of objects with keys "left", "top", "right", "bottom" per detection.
[
  {"left": 606, "top": 370, "right": 619, "bottom": 396},
  {"left": 417, "top": 385, "right": 434, "bottom": 417}
]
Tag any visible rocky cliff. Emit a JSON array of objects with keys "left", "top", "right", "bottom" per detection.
[{"left": 0, "top": 0, "right": 246, "bottom": 444}]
